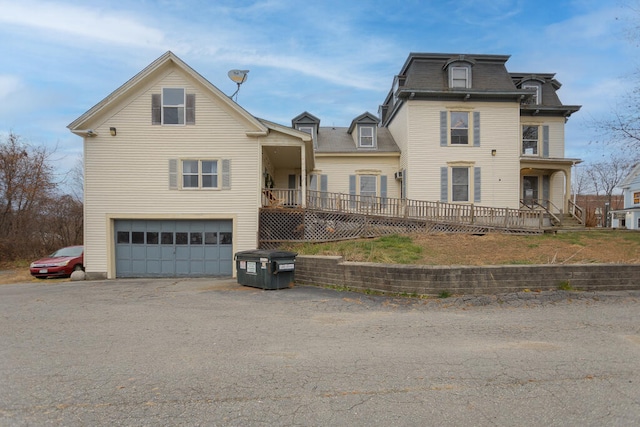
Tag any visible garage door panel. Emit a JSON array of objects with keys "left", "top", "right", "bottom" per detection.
[
  {"left": 146, "top": 260, "right": 161, "bottom": 275},
  {"left": 115, "top": 219, "right": 233, "bottom": 278}
]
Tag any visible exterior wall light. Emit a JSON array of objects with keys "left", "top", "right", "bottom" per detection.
[
  {"left": 491, "top": 149, "right": 497, "bottom": 156},
  {"left": 109, "top": 127, "right": 117, "bottom": 136}
]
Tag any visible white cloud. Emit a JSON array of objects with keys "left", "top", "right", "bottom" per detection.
[
  {"left": 0, "top": 1, "right": 165, "bottom": 48},
  {"left": 0, "top": 75, "right": 22, "bottom": 100}
]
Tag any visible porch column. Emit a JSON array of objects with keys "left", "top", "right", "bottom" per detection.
[
  {"left": 300, "top": 146, "right": 306, "bottom": 208},
  {"left": 564, "top": 166, "right": 571, "bottom": 213}
]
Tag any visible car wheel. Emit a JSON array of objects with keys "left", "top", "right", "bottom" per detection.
[{"left": 72, "top": 264, "right": 84, "bottom": 272}]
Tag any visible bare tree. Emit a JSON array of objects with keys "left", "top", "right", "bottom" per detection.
[
  {"left": 594, "top": 2, "right": 640, "bottom": 160},
  {"left": 0, "top": 132, "right": 57, "bottom": 260},
  {"left": 585, "top": 155, "right": 631, "bottom": 202},
  {"left": 69, "top": 154, "right": 84, "bottom": 203}
]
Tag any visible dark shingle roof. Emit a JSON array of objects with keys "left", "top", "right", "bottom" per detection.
[{"left": 316, "top": 126, "right": 399, "bottom": 153}]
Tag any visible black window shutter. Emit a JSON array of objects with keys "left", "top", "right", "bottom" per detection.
[{"left": 152, "top": 94, "right": 161, "bottom": 125}]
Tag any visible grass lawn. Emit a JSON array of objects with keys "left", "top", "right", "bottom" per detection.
[{"left": 285, "top": 230, "right": 640, "bottom": 266}]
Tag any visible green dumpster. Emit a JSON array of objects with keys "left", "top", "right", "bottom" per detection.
[{"left": 235, "top": 250, "right": 297, "bottom": 290}]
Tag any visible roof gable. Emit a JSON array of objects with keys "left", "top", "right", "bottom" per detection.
[
  {"left": 291, "top": 111, "right": 321, "bottom": 127},
  {"left": 347, "top": 112, "right": 379, "bottom": 134},
  {"left": 68, "top": 51, "right": 267, "bottom": 135}
]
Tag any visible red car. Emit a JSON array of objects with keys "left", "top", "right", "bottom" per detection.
[{"left": 30, "top": 246, "right": 84, "bottom": 279}]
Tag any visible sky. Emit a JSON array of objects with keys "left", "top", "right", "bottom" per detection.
[{"left": 0, "top": 0, "right": 637, "bottom": 190}]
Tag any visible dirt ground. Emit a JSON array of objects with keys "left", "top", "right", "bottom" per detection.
[
  {"left": 410, "top": 232, "right": 640, "bottom": 265},
  {"left": 0, "top": 269, "right": 36, "bottom": 285}
]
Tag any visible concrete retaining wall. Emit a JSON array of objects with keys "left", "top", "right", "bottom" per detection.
[{"left": 295, "top": 255, "right": 640, "bottom": 295}]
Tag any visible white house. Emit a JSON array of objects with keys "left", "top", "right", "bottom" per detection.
[
  {"left": 69, "top": 51, "right": 582, "bottom": 279},
  {"left": 610, "top": 163, "right": 640, "bottom": 230}
]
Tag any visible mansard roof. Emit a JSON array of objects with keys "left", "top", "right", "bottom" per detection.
[{"left": 380, "top": 52, "right": 581, "bottom": 125}]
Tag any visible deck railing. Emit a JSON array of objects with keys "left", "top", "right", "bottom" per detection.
[{"left": 263, "top": 188, "right": 547, "bottom": 230}]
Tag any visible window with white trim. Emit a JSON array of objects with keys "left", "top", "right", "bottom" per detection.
[
  {"left": 182, "top": 160, "right": 218, "bottom": 189},
  {"left": 450, "top": 66, "right": 470, "bottom": 88},
  {"left": 522, "top": 125, "right": 539, "bottom": 156},
  {"left": 634, "top": 191, "right": 640, "bottom": 204},
  {"left": 451, "top": 167, "right": 469, "bottom": 202},
  {"left": 360, "top": 175, "right": 377, "bottom": 199},
  {"left": 522, "top": 83, "right": 540, "bottom": 105},
  {"left": 359, "top": 126, "right": 374, "bottom": 147},
  {"left": 450, "top": 112, "right": 469, "bottom": 145}
]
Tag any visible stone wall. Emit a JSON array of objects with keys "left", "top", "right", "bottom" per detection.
[{"left": 294, "top": 255, "right": 640, "bottom": 295}]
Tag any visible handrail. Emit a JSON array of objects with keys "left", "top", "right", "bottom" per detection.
[
  {"left": 519, "top": 199, "right": 562, "bottom": 225},
  {"left": 568, "top": 199, "right": 585, "bottom": 225},
  {"left": 263, "top": 188, "right": 545, "bottom": 230}
]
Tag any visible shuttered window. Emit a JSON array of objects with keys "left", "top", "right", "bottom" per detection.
[
  {"left": 152, "top": 89, "right": 195, "bottom": 125},
  {"left": 441, "top": 111, "right": 480, "bottom": 146},
  {"left": 169, "top": 158, "right": 230, "bottom": 190},
  {"left": 442, "top": 166, "right": 480, "bottom": 203}
]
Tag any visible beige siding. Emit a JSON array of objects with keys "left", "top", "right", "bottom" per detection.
[
  {"left": 551, "top": 172, "right": 566, "bottom": 209},
  {"left": 519, "top": 116, "right": 566, "bottom": 158},
  {"left": 388, "top": 104, "right": 409, "bottom": 173},
  {"left": 547, "top": 117, "right": 565, "bottom": 158},
  {"left": 404, "top": 100, "right": 521, "bottom": 208},
  {"left": 314, "top": 155, "right": 400, "bottom": 199},
  {"left": 83, "top": 69, "right": 278, "bottom": 277}
]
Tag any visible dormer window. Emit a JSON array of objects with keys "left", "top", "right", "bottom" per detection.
[
  {"left": 450, "top": 66, "right": 470, "bottom": 88},
  {"left": 522, "top": 83, "right": 541, "bottom": 105},
  {"left": 359, "top": 126, "right": 375, "bottom": 147},
  {"left": 348, "top": 112, "right": 379, "bottom": 149}
]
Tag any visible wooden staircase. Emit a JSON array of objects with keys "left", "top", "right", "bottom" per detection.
[{"left": 548, "top": 213, "right": 586, "bottom": 233}]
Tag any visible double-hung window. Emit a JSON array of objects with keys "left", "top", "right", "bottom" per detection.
[
  {"left": 450, "top": 112, "right": 469, "bottom": 145},
  {"left": 634, "top": 191, "right": 640, "bottom": 205},
  {"left": 182, "top": 160, "right": 218, "bottom": 189},
  {"left": 522, "top": 84, "right": 540, "bottom": 105},
  {"left": 152, "top": 89, "right": 195, "bottom": 125},
  {"left": 451, "top": 167, "right": 469, "bottom": 202},
  {"left": 522, "top": 125, "right": 539, "bottom": 156},
  {"left": 450, "top": 66, "right": 469, "bottom": 88},
  {"left": 360, "top": 175, "right": 377, "bottom": 203},
  {"left": 163, "top": 88, "right": 185, "bottom": 124},
  {"left": 359, "top": 126, "right": 374, "bottom": 148}
]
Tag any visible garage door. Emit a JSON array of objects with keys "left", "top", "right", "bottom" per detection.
[{"left": 114, "top": 219, "right": 233, "bottom": 278}]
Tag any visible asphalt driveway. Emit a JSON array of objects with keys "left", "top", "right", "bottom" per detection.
[{"left": 1, "top": 278, "right": 639, "bottom": 426}]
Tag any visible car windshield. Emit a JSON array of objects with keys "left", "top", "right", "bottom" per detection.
[{"left": 51, "top": 247, "right": 83, "bottom": 257}]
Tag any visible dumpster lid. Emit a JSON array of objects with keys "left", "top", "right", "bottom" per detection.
[{"left": 235, "top": 249, "right": 297, "bottom": 259}]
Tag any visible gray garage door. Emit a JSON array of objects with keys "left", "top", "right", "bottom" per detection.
[{"left": 114, "top": 219, "right": 233, "bottom": 278}]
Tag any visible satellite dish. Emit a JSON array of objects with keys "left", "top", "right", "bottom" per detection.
[
  {"left": 228, "top": 69, "right": 249, "bottom": 84},
  {"left": 227, "top": 69, "right": 249, "bottom": 101}
]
